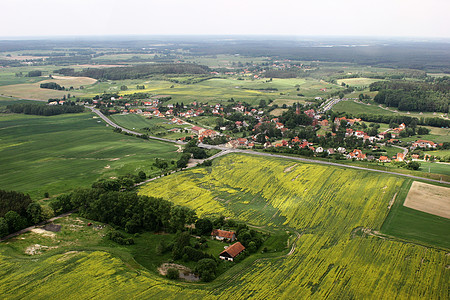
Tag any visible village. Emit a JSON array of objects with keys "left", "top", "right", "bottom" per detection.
[{"left": 88, "top": 93, "right": 448, "bottom": 167}]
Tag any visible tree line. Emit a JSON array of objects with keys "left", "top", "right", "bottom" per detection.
[
  {"left": 54, "top": 63, "right": 210, "bottom": 80},
  {"left": 7, "top": 103, "right": 84, "bottom": 116}
]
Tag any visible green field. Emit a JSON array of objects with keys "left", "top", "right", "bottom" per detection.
[
  {"left": 0, "top": 154, "right": 448, "bottom": 298},
  {"left": 333, "top": 100, "right": 396, "bottom": 115},
  {"left": 418, "top": 161, "right": 450, "bottom": 176},
  {"left": 0, "top": 112, "right": 180, "bottom": 199},
  {"left": 381, "top": 180, "right": 450, "bottom": 249},
  {"left": 333, "top": 100, "right": 448, "bottom": 120}
]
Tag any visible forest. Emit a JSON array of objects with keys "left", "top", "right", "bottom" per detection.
[{"left": 370, "top": 79, "right": 450, "bottom": 112}]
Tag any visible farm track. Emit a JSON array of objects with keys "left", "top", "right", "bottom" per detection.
[
  {"left": 211, "top": 230, "right": 301, "bottom": 294},
  {"left": 88, "top": 106, "right": 450, "bottom": 185}
]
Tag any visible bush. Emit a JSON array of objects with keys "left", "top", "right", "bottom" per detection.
[
  {"left": 166, "top": 268, "right": 179, "bottom": 280},
  {"left": 107, "top": 231, "right": 135, "bottom": 245}
]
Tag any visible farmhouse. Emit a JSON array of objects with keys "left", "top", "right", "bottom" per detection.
[
  {"left": 410, "top": 139, "right": 437, "bottom": 149},
  {"left": 211, "top": 229, "right": 236, "bottom": 241},
  {"left": 191, "top": 126, "right": 206, "bottom": 135},
  {"left": 219, "top": 242, "right": 245, "bottom": 261}
]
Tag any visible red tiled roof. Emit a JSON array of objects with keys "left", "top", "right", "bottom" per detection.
[
  {"left": 211, "top": 229, "right": 235, "bottom": 239},
  {"left": 220, "top": 242, "right": 245, "bottom": 258}
]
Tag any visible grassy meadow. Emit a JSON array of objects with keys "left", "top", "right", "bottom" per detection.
[{"left": 0, "top": 112, "right": 180, "bottom": 199}]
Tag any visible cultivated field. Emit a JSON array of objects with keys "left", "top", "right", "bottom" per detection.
[
  {"left": 0, "top": 112, "right": 180, "bottom": 198},
  {"left": 337, "top": 77, "right": 382, "bottom": 87},
  {"left": 404, "top": 181, "right": 450, "bottom": 219},
  {"left": 0, "top": 76, "right": 97, "bottom": 100}
]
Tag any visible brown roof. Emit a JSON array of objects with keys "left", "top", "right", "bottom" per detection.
[
  {"left": 211, "top": 229, "right": 235, "bottom": 239},
  {"left": 220, "top": 242, "right": 245, "bottom": 258}
]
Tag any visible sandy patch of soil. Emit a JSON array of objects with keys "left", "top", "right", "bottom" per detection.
[
  {"left": 388, "top": 192, "right": 397, "bottom": 210},
  {"left": 25, "top": 244, "right": 58, "bottom": 255},
  {"left": 57, "top": 251, "right": 79, "bottom": 262},
  {"left": 109, "top": 158, "right": 121, "bottom": 161},
  {"left": 175, "top": 145, "right": 183, "bottom": 153},
  {"left": 31, "top": 228, "right": 56, "bottom": 238},
  {"left": 284, "top": 164, "right": 298, "bottom": 173},
  {"left": 158, "top": 263, "right": 199, "bottom": 281},
  {"left": 187, "top": 158, "right": 202, "bottom": 168},
  {"left": 403, "top": 181, "right": 450, "bottom": 219}
]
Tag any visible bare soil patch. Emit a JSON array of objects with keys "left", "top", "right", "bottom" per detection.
[
  {"left": 404, "top": 181, "right": 450, "bottom": 219},
  {"left": 43, "top": 224, "right": 61, "bottom": 232},
  {"left": 25, "top": 244, "right": 58, "bottom": 255},
  {"left": 284, "top": 163, "right": 298, "bottom": 173},
  {"left": 31, "top": 228, "right": 56, "bottom": 238}
]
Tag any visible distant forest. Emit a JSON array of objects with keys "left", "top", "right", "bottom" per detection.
[
  {"left": 1, "top": 38, "right": 449, "bottom": 72},
  {"left": 370, "top": 78, "right": 450, "bottom": 112},
  {"left": 54, "top": 63, "right": 210, "bottom": 80}
]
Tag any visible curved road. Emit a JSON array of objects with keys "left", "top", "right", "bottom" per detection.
[{"left": 88, "top": 106, "right": 449, "bottom": 185}]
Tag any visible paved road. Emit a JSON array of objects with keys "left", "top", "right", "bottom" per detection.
[
  {"left": 87, "top": 106, "right": 186, "bottom": 145},
  {"left": 88, "top": 106, "right": 449, "bottom": 185}
]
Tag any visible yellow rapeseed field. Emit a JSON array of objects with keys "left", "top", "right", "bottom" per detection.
[{"left": 139, "top": 154, "right": 449, "bottom": 299}]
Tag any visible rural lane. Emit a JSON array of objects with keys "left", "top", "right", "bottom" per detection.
[{"left": 88, "top": 106, "right": 449, "bottom": 185}]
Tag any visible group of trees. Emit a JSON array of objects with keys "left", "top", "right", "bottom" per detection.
[
  {"left": 51, "top": 189, "right": 197, "bottom": 234},
  {"left": 40, "top": 82, "right": 64, "bottom": 90},
  {"left": 0, "top": 190, "right": 45, "bottom": 237},
  {"left": 7, "top": 103, "right": 84, "bottom": 116},
  {"left": 279, "top": 107, "right": 313, "bottom": 129},
  {"left": 352, "top": 113, "right": 450, "bottom": 128},
  {"left": 370, "top": 80, "right": 449, "bottom": 113}
]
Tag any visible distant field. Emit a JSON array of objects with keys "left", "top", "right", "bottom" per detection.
[
  {"left": 0, "top": 76, "right": 97, "bottom": 100},
  {"left": 337, "top": 77, "right": 382, "bottom": 87},
  {"left": 270, "top": 108, "right": 288, "bottom": 116},
  {"left": 333, "top": 100, "right": 396, "bottom": 115},
  {"left": 333, "top": 100, "right": 449, "bottom": 121},
  {"left": 0, "top": 112, "right": 180, "bottom": 199}
]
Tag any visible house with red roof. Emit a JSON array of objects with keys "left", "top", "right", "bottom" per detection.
[
  {"left": 191, "top": 126, "right": 206, "bottom": 135},
  {"left": 211, "top": 229, "right": 236, "bottom": 242},
  {"left": 219, "top": 242, "right": 245, "bottom": 261},
  {"left": 410, "top": 140, "right": 437, "bottom": 150},
  {"left": 378, "top": 156, "right": 390, "bottom": 163},
  {"left": 347, "top": 149, "right": 366, "bottom": 160}
]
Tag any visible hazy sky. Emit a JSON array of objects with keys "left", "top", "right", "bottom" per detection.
[{"left": 2, "top": 0, "right": 449, "bottom": 38}]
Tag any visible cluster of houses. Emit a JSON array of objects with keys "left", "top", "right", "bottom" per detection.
[{"left": 211, "top": 229, "right": 245, "bottom": 262}]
